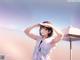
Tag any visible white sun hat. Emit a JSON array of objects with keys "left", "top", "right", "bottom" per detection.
[{"left": 40, "top": 22, "right": 53, "bottom": 28}]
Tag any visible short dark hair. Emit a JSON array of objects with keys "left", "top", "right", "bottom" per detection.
[
  {"left": 39, "top": 21, "right": 53, "bottom": 38},
  {"left": 42, "top": 21, "right": 52, "bottom": 24}
]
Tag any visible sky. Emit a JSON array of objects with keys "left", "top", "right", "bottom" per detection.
[
  {"left": 0, "top": 0, "right": 80, "bottom": 60},
  {"left": 0, "top": 27, "right": 80, "bottom": 60},
  {"left": 1, "top": 30, "right": 80, "bottom": 60},
  {"left": 0, "top": 0, "right": 80, "bottom": 30}
]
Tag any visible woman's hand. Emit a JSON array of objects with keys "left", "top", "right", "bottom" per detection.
[{"left": 30, "top": 24, "right": 40, "bottom": 28}]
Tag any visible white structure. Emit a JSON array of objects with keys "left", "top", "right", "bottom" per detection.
[{"left": 63, "top": 26, "right": 80, "bottom": 60}]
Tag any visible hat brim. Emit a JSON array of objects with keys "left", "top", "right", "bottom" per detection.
[{"left": 40, "top": 23, "right": 53, "bottom": 27}]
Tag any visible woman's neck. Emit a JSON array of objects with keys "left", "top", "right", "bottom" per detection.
[{"left": 42, "top": 35, "right": 48, "bottom": 40}]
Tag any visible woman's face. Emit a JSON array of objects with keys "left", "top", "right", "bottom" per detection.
[{"left": 40, "top": 28, "right": 49, "bottom": 37}]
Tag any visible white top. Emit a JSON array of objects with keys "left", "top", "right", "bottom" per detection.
[{"left": 32, "top": 37, "right": 53, "bottom": 60}]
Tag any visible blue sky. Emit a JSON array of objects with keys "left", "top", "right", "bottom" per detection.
[
  {"left": 0, "top": 0, "right": 80, "bottom": 56},
  {"left": 0, "top": 0, "right": 80, "bottom": 30}
]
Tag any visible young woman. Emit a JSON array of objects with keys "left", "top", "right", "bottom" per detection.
[{"left": 24, "top": 21, "right": 63, "bottom": 60}]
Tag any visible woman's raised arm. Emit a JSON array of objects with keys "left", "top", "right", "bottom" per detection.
[
  {"left": 50, "top": 25, "right": 63, "bottom": 46},
  {"left": 24, "top": 24, "right": 41, "bottom": 40}
]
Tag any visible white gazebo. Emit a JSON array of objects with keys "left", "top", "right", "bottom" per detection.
[{"left": 63, "top": 26, "right": 80, "bottom": 60}]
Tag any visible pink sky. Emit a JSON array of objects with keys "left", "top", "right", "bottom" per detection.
[{"left": 0, "top": 28, "right": 80, "bottom": 60}]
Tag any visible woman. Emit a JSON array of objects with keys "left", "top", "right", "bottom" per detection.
[{"left": 24, "top": 21, "right": 63, "bottom": 60}]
